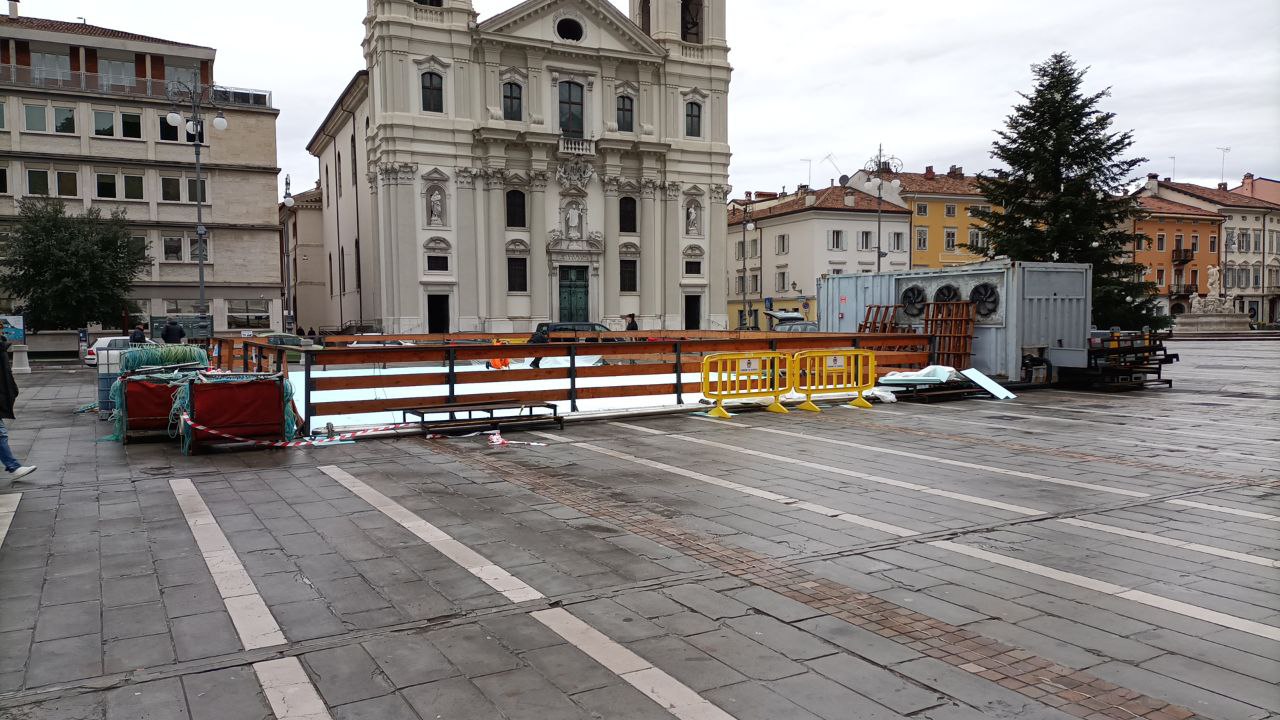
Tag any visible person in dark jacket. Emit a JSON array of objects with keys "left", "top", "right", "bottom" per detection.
[
  {"left": 160, "top": 319, "right": 186, "bottom": 344},
  {"left": 0, "top": 340, "right": 36, "bottom": 481},
  {"left": 625, "top": 314, "right": 639, "bottom": 331},
  {"left": 528, "top": 327, "right": 550, "bottom": 368},
  {"left": 128, "top": 324, "right": 147, "bottom": 344}
]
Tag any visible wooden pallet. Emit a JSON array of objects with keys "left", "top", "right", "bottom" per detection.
[
  {"left": 859, "top": 305, "right": 906, "bottom": 333},
  {"left": 923, "top": 302, "right": 976, "bottom": 369}
]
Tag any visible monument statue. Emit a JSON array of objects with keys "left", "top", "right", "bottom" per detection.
[
  {"left": 686, "top": 204, "right": 700, "bottom": 235},
  {"left": 428, "top": 190, "right": 444, "bottom": 226},
  {"left": 1176, "top": 263, "right": 1251, "bottom": 333}
]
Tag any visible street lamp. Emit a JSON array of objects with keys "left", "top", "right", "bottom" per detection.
[
  {"left": 165, "top": 79, "right": 229, "bottom": 338},
  {"left": 740, "top": 195, "right": 756, "bottom": 329},
  {"left": 862, "top": 144, "right": 902, "bottom": 273},
  {"left": 282, "top": 176, "right": 296, "bottom": 333}
]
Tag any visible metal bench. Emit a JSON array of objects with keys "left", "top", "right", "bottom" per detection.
[{"left": 393, "top": 398, "right": 564, "bottom": 434}]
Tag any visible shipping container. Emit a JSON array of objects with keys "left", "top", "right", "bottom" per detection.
[{"left": 816, "top": 260, "right": 1092, "bottom": 379}]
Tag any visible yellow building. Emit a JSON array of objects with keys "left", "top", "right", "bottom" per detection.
[{"left": 853, "top": 165, "right": 993, "bottom": 268}]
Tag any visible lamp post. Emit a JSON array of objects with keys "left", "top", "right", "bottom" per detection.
[
  {"left": 165, "top": 79, "right": 228, "bottom": 338},
  {"left": 740, "top": 196, "right": 756, "bottom": 329},
  {"left": 862, "top": 145, "right": 902, "bottom": 273},
  {"left": 282, "top": 176, "right": 296, "bottom": 333}
]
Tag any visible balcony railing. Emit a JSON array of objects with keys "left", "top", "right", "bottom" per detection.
[
  {"left": 1172, "top": 249, "right": 1194, "bottom": 264},
  {"left": 558, "top": 137, "right": 595, "bottom": 156},
  {"left": 0, "top": 66, "right": 273, "bottom": 108},
  {"left": 1168, "top": 284, "right": 1197, "bottom": 296}
]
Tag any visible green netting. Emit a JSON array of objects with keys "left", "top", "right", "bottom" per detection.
[{"left": 119, "top": 345, "right": 209, "bottom": 372}]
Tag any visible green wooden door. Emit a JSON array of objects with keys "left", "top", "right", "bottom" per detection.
[{"left": 558, "top": 266, "right": 589, "bottom": 322}]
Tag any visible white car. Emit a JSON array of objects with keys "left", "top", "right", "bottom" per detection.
[{"left": 84, "top": 336, "right": 155, "bottom": 367}]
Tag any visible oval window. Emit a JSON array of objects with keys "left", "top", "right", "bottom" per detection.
[{"left": 556, "top": 18, "right": 584, "bottom": 41}]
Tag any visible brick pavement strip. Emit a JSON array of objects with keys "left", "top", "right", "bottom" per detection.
[{"left": 429, "top": 440, "right": 1213, "bottom": 720}]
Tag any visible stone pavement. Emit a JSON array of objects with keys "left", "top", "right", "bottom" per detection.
[{"left": 0, "top": 341, "right": 1276, "bottom": 719}]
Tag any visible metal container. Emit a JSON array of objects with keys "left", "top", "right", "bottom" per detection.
[{"left": 816, "top": 259, "right": 1093, "bottom": 379}]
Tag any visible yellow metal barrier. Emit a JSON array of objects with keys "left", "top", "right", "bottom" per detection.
[
  {"left": 791, "top": 349, "right": 877, "bottom": 412},
  {"left": 701, "top": 352, "right": 790, "bottom": 419}
]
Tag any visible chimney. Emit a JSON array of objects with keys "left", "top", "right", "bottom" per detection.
[
  {"left": 947, "top": 165, "right": 963, "bottom": 178},
  {"left": 796, "top": 184, "right": 810, "bottom": 195},
  {"left": 1241, "top": 172, "right": 1255, "bottom": 195},
  {"left": 8, "top": 0, "right": 18, "bottom": 18},
  {"left": 1146, "top": 173, "right": 1159, "bottom": 180},
  {"left": 1217, "top": 182, "right": 1228, "bottom": 191},
  {"left": 924, "top": 165, "right": 935, "bottom": 180},
  {"left": 1163, "top": 177, "right": 1170, "bottom": 182}
]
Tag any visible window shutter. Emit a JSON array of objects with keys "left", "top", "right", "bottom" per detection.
[{"left": 85, "top": 48, "right": 98, "bottom": 75}]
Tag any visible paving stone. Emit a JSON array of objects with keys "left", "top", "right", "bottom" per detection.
[
  {"left": 311, "top": 576, "right": 393, "bottom": 614},
  {"left": 363, "top": 633, "right": 459, "bottom": 689},
  {"left": 627, "top": 635, "right": 746, "bottom": 691},
  {"left": 105, "top": 677, "right": 188, "bottom": 720},
  {"left": 161, "top": 583, "right": 224, "bottom": 618},
  {"left": 171, "top": 612, "right": 239, "bottom": 661},
  {"left": 101, "top": 574, "right": 161, "bottom": 608},
  {"left": 1140, "top": 653, "right": 1280, "bottom": 714},
  {"left": 103, "top": 602, "right": 169, "bottom": 642},
  {"left": 183, "top": 667, "right": 274, "bottom": 720},
  {"left": 34, "top": 599, "right": 101, "bottom": 641},
  {"left": 615, "top": 589, "right": 686, "bottom": 619},
  {"left": 797, "top": 560, "right": 897, "bottom": 593},
  {"left": 653, "top": 610, "right": 721, "bottom": 637},
  {"left": 523, "top": 643, "right": 619, "bottom": 695},
  {"left": 0, "top": 594, "right": 40, "bottom": 632},
  {"left": 154, "top": 557, "right": 210, "bottom": 589},
  {"left": 333, "top": 693, "right": 421, "bottom": 720},
  {"left": 473, "top": 667, "right": 589, "bottom": 720},
  {"left": 27, "top": 633, "right": 102, "bottom": 686},
  {"left": 893, "top": 658, "right": 1080, "bottom": 720},
  {"left": 662, "top": 583, "right": 752, "bottom": 619},
  {"left": 1018, "top": 615, "right": 1163, "bottom": 663},
  {"left": 402, "top": 676, "right": 504, "bottom": 720},
  {"left": 1132, "top": 627, "right": 1280, "bottom": 684},
  {"left": 40, "top": 572, "right": 100, "bottom": 606},
  {"left": 428, "top": 624, "right": 523, "bottom": 678},
  {"left": 273, "top": 598, "right": 347, "bottom": 642},
  {"left": 479, "top": 614, "right": 567, "bottom": 653},
  {"left": 705, "top": 681, "right": 825, "bottom": 720},
  {"left": 770, "top": 671, "right": 904, "bottom": 720},
  {"left": 795, "top": 615, "right": 921, "bottom": 666},
  {"left": 687, "top": 628, "right": 807, "bottom": 681},
  {"left": 565, "top": 599, "right": 665, "bottom": 642},
  {"left": 723, "top": 615, "right": 837, "bottom": 662},
  {"left": 100, "top": 551, "right": 153, "bottom": 579},
  {"left": 254, "top": 571, "right": 320, "bottom": 605},
  {"left": 0, "top": 629, "right": 32, "bottom": 673},
  {"left": 103, "top": 634, "right": 175, "bottom": 673},
  {"left": 569, "top": 683, "right": 674, "bottom": 720},
  {"left": 727, "top": 586, "right": 826, "bottom": 623},
  {"left": 340, "top": 606, "right": 406, "bottom": 629},
  {"left": 922, "top": 584, "right": 1043, "bottom": 623},
  {"left": 304, "top": 644, "right": 395, "bottom": 706},
  {"left": 965, "top": 619, "right": 1106, "bottom": 670},
  {"left": 1089, "top": 660, "right": 1269, "bottom": 720},
  {"left": 806, "top": 653, "right": 945, "bottom": 715},
  {"left": 296, "top": 552, "right": 360, "bottom": 581}
]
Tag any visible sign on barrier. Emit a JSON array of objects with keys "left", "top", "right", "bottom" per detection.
[
  {"left": 701, "top": 352, "right": 790, "bottom": 419},
  {"left": 791, "top": 349, "right": 877, "bottom": 412}
]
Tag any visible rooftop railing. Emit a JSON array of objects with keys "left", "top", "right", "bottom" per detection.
[{"left": 0, "top": 66, "right": 273, "bottom": 108}]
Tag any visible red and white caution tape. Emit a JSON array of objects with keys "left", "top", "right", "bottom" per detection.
[{"left": 178, "top": 413, "right": 544, "bottom": 449}]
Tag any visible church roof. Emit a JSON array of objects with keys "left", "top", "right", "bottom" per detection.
[{"left": 478, "top": 0, "right": 667, "bottom": 57}]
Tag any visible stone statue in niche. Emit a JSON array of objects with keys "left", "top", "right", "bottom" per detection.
[
  {"left": 686, "top": 203, "right": 700, "bottom": 236},
  {"left": 428, "top": 189, "right": 444, "bottom": 226},
  {"left": 565, "top": 201, "right": 584, "bottom": 240}
]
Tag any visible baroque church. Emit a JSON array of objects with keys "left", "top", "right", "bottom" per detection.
[{"left": 307, "top": 0, "right": 732, "bottom": 333}]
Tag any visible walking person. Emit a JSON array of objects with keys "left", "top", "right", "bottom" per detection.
[
  {"left": 528, "top": 326, "right": 550, "bottom": 369},
  {"left": 160, "top": 318, "right": 186, "bottom": 344},
  {"left": 0, "top": 339, "right": 36, "bottom": 482},
  {"left": 128, "top": 324, "right": 147, "bottom": 344}
]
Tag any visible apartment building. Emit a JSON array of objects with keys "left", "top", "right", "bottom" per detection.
[
  {"left": 848, "top": 165, "right": 992, "bottom": 269},
  {"left": 1132, "top": 196, "right": 1223, "bottom": 316},
  {"left": 0, "top": 2, "right": 281, "bottom": 336},
  {"left": 278, "top": 182, "right": 324, "bottom": 333},
  {"left": 726, "top": 184, "right": 911, "bottom": 328}
]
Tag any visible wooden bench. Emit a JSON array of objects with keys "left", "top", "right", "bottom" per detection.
[{"left": 392, "top": 398, "right": 564, "bottom": 434}]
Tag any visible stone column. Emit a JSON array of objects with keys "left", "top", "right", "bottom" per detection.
[
  {"left": 455, "top": 167, "right": 481, "bottom": 330},
  {"left": 485, "top": 170, "right": 508, "bottom": 330},
  {"left": 708, "top": 184, "right": 732, "bottom": 329},
  {"left": 530, "top": 171, "right": 550, "bottom": 325},
  {"left": 639, "top": 179, "right": 660, "bottom": 326},
  {"left": 664, "top": 182, "right": 684, "bottom": 329},
  {"left": 377, "top": 162, "right": 420, "bottom": 332},
  {"left": 603, "top": 176, "right": 621, "bottom": 323}
]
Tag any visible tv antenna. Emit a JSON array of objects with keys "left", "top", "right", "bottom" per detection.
[
  {"left": 800, "top": 159, "right": 812, "bottom": 187},
  {"left": 821, "top": 153, "right": 843, "bottom": 178},
  {"left": 1167, "top": 156, "right": 1175, "bottom": 181},
  {"left": 1216, "top": 147, "right": 1231, "bottom": 184}
]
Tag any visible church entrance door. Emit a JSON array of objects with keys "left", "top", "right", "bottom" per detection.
[{"left": 558, "top": 266, "right": 589, "bottom": 322}]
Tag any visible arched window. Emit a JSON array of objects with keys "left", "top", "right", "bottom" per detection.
[
  {"left": 619, "top": 196, "right": 638, "bottom": 233},
  {"left": 680, "top": 0, "right": 703, "bottom": 43},
  {"left": 421, "top": 72, "right": 444, "bottom": 113},
  {"left": 415, "top": 0, "right": 443, "bottom": 6},
  {"left": 502, "top": 82, "right": 523, "bottom": 121},
  {"left": 336, "top": 151, "right": 342, "bottom": 197},
  {"left": 616, "top": 95, "right": 634, "bottom": 133},
  {"left": 1252, "top": 263, "right": 1263, "bottom": 288},
  {"left": 506, "top": 189, "right": 527, "bottom": 229},
  {"left": 640, "top": 0, "right": 652, "bottom": 34},
  {"left": 349, "top": 134, "right": 357, "bottom": 186},
  {"left": 1224, "top": 265, "right": 1235, "bottom": 288},
  {"left": 559, "top": 81, "right": 584, "bottom": 138},
  {"left": 685, "top": 102, "right": 702, "bottom": 138}
]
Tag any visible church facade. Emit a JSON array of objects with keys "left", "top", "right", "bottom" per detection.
[{"left": 308, "top": 0, "right": 732, "bottom": 333}]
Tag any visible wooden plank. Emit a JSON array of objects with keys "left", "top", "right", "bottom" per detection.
[
  {"left": 575, "top": 382, "right": 702, "bottom": 400},
  {"left": 313, "top": 389, "right": 573, "bottom": 417},
  {"left": 313, "top": 373, "right": 449, "bottom": 392}
]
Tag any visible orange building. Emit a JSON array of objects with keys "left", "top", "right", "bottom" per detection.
[{"left": 1132, "top": 196, "right": 1224, "bottom": 316}]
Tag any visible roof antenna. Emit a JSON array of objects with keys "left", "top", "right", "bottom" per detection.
[
  {"left": 76, "top": 16, "right": 87, "bottom": 23},
  {"left": 821, "top": 153, "right": 843, "bottom": 177}
]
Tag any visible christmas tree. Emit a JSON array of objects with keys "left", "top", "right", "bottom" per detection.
[{"left": 970, "top": 52, "right": 1166, "bottom": 330}]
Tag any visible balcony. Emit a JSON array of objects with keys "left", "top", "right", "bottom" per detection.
[
  {"left": 0, "top": 66, "right": 273, "bottom": 108},
  {"left": 1168, "top": 284, "right": 1197, "bottom": 296},
  {"left": 558, "top": 137, "right": 595, "bottom": 156},
  {"left": 1172, "top": 249, "right": 1194, "bottom": 264}
]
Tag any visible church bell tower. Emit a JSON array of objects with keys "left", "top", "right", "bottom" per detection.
[{"left": 629, "top": 0, "right": 728, "bottom": 61}]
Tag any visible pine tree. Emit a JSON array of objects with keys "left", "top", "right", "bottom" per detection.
[
  {"left": 0, "top": 198, "right": 151, "bottom": 331},
  {"left": 969, "top": 52, "right": 1166, "bottom": 330}
]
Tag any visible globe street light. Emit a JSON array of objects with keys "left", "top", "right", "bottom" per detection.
[
  {"left": 740, "top": 194, "right": 756, "bottom": 329},
  {"left": 862, "top": 145, "right": 902, "bottom": 273},
  {"left": 282, "top": 177, "right": 296, "bottom": 333},
  {"left": 166, "top": 79, "right": 229, "bottom": 338}
]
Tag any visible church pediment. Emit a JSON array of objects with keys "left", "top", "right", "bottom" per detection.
[{"left": 479, "top": 0, "right": 667, "bottom": 58}]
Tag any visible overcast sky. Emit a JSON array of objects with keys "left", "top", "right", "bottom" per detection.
[{"left": 30, "top": 0, "right": 1280, "bottom": 198}]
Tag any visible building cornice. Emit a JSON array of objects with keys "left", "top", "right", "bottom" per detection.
[{"left": 0, "top": 150, "right": 279, "bottom": 174}]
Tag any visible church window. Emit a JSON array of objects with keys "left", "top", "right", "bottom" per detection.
[
  {"left": 685, "top": 101, "right": 702, "bottom": 138},
  {"left": 421, "top": 72, "right": 444, "bottom": 113},
  {"left": 620, "top": 196, "right": 638, "bottom": 233},
  {"left": 680, "top": 0, "right": 703, "bottom": 43},
  {"left": 559, "top": 81, "right": 585, "bottom": 139},
  {"left": 616, "top": 95, "right": 634, "bottom": 132},
  {"left": 506, "top": 190, "right": 527, "bottom": 229},
  {"left": 556, "top": 18, "right": 584, "bottom": 42}
]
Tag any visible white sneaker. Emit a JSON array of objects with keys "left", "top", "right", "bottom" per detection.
[{"left": 8, "top": 466, "right": 36, "bottom": 480}]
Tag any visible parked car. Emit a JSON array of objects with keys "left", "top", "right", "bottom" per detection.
[
  {"left": 84, "top": 336, "right": 156, "bottom": 367},
  {"left": 774, "top": 322, "right": 819, "bottom": 333},
  {"left": 533, "top": 322, "right": 623, "bottom": 342}
]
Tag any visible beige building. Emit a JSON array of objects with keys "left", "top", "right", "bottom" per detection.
[
  {"left": 303, "top": 0, "right": 733, "bottom": 334},
  {"left": 726, "top": 184, "right": 912, "bottom": 328},
  {"left": 279, "top": 181, "right": 325, "bottom": 333},
  {"left": 0, "top": 3, "right": 281, "bottom": 336}
]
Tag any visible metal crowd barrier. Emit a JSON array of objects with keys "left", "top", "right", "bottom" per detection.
[
  {"left": 700, "top": 352, "right": 791, "bottom": 419},
  {"left": 791, "top": 349, "right": 877, "bottom": 412}
]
